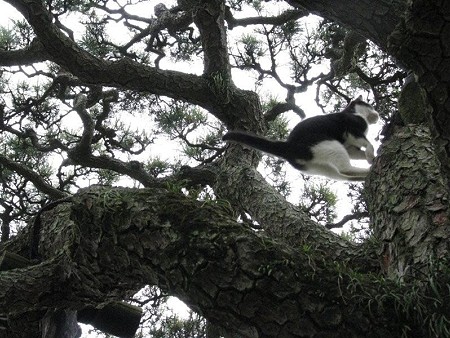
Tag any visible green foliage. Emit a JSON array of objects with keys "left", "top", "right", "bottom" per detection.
[
  {"left": 266, "top": 114, "right": 289, "bottom": 139},
  {"left": 208, "top": 71, "right": 232, "bottom": 103},
  {"left": 228, "top": 0, "right": 263, "bottom": 12},
  {"left": 148, "top": 312, "right": 206, "bottom": 338},
  {"left": 316, "top": 21, "right": 404, "bottom": 119},
  {"left": 278, "top": 19, "right": 303, "bottom": 40},
  {"left": 0, "top": 136, "right": 54, "bottom": 234},
  {"left": 0, "top": 19, "right": 34, "bottom": 49},
  {"left": 46, "top": 0, "right": 88, "bottom": 13},
  {"left": 259, "top": 115, "right": 291, "bottom": 196},
  {"left": 169, "top": 30, "right": 202, "bottom": 62},
  {"left": 238, "top": 34, "right": 265, "bottom": 66},
  {"left": 333, "top": 256, "right": 450, "bottom": 338},
  {"left": 12, "top": 19, "right": 34, "bottom": 45},
  {"left": 94, "top": 168, "right": 120, "bottom": 186},
  {"left": 145, "top": 157, "right": 173, "bottom": 178},
  {"left": 154, "top": 101, "right": 223, "bottom": 164},
  {"left": 0, "top": 26, "right": 18, "bottom": 50},
  {"left": 298, "top": 178, "right": 337, "bottom": 225},
  {"left": 79, "top": 11, "right": 113, "bottom": 58},
  {"left": 155, "top": 103, "right": 207, "bottom": 137}
]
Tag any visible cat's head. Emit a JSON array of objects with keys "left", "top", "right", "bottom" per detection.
[{"left": 349, "top": 95, "right": 379, "bottom": 124}]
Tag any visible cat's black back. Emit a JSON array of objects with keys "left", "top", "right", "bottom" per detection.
[{"left": 288, "top": 112, "right": 367, "bottom": 146}]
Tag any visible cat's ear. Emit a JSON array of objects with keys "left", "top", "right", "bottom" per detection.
[{"left": 346, "top": 95, "right": 362, "bottom": 106}]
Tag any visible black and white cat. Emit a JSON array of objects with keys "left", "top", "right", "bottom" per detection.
[{"left": 223, "top": 96, "right": 379, "bottom": 181}]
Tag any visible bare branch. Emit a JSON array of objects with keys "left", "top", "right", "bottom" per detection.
[{"left": 225, "top": 8, "right": 307, "bottom": 29}]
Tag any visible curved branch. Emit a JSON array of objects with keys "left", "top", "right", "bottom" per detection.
[
  {"left": 72, "top": 94, "right": 94, "bottom": 154},
  {"left": 0, "top": 154, "right": 67, "bottom": 200},
  {"left": 264, "top": 101, "right": 306, "bottom": 121},
  {"left": 214, "top": 152, "right": 377, "bottom": 269},
  {"left": 326, "top": 211, "right": 369, "bottom": 229},
  {"left": 65, "top": 153, "right": 158, "bottom": 188}
]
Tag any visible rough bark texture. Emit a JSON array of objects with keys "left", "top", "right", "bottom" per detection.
[
  {"left": 388, "top": 0, "right": 450, "bottom": 186},
  {"left": 2, "top": 186, "right": 446, "bottom": 338},
  {"left": 215, "top": 154, "right": 378, "bottom": 272},
  {"left": 0, "top": 0, "right": 450, "bottom": 337},
  {"left": 368, "top": 125, "right": 450, "bottom": 277}
]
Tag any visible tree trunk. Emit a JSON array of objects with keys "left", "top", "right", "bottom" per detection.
[
  {"left": 367, "top": 124, "right": 450, "bottom": 278},
  {"left": 393, "top": 0, "right": 450, "bottom": 186}
]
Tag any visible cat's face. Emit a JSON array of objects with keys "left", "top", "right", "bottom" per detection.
[
  {"left": 352, "top": 96, "right": 379, "bottom": 124},
  {"left": 355, "top": 102, "right": 379, "bottom": 124}
]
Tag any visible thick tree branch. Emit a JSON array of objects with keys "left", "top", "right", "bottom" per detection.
[
  {"left": 0, "top": 38, "right": 49, "bottom": 66},
  {"left": 214, "top": 151, "right": 380, "bottom": 272},
  {"left": 2, "top": 186, "right": 442, "bottom": 337},
  {"left": 0, "top": 253, "right": 75, "bottom": 316},
  {"left": 285, "top": 0, "right": 406, "bottom": 51},
  {"left": 65, "top": 152, "right": 157, "bottom": 188}
]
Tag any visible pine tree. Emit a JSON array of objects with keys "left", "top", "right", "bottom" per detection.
[{"left": 0, "top": 1, "right": 449, "bottom": 337}]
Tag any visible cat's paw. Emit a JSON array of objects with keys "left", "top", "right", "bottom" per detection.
[
  {"left": 365, "top": 152, "right": 375, "bottom": 164},
  {"left": 365, "top": 143, "right": 375, "bottom": 164}
]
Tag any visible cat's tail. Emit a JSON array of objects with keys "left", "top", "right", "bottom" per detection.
[{"left": 223, "top": 131, "right": 289, "bottom": 158}]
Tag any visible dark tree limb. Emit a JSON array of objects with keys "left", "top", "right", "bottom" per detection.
[
  {"left": 1, "top": 186, "right": 446, "bottom": 337},
  {"left": 41, "top": 310, "right": 81, "bottom": 338},
  {"left": 225, "top": 8, "right": 308, "bottom": 29},
  {"left": 0, "top": 38, "right": 49, "bottom": 66},
  {"left": 285, "top": 0, "right": 406, "bottom": 51},
  {"left": 78, "top": 302, "right": 142, "bottom": 338},
  {"left": 326, "top": 212, "right": 369, "bottom": 229}
]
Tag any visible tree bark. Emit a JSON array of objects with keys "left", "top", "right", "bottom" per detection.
[
  {"left": 1, "top": 0, "right": 450, "bottom": 337},
  {"left": 41, "top": 310, "right": 81, "bottom": 338},
  {"left": 388, "top": 0, "right": 450, "bottom": 186},
  {"left": 367, "top": 125, "right": 450, "bottom": 278},
  {"left": 285, "top": 0, "right": 407, "bottom": 51},
  {"left": 1, "top": 182, "right": 448, "bottom": 337}
]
